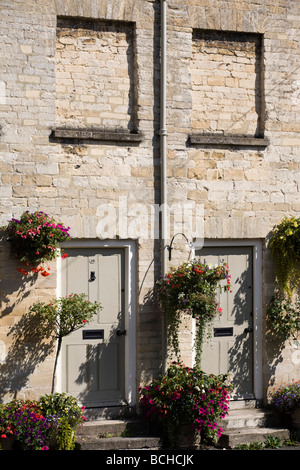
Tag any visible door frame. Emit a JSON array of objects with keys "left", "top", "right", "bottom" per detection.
[
  {"left": 193, "top": 239, "right": 263, "bottom": 402},
  {"left": 55, "top": 239, "right": 137, "bottom": 408}
]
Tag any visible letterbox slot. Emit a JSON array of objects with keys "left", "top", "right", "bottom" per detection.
[
  {"left": 214, "top": 327, "right": 233, "bottom": 337},
  {"left": 82, "top": 329, "right": 104, "bottom": 340}
]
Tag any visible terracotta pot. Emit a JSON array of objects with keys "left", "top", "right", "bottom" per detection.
[
  {"left": 0, "top": 435, "right": 15, "bottom": 450},
  {"left": 291, "top": 407, "right": 300, "bottom": 429},
  {"left": 175, "top": 423, "right": 201, "bottom": 450}
]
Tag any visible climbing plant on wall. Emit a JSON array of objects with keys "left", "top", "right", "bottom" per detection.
[
  {"left": 268, "top": 216, "right": 300, "bottom": 341},
  {"left": 269, "top": 216, "right": 300, "bottom": 297}
]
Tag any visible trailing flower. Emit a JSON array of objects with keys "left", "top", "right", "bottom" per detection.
[
  {"left": 0, "top": 394, "right": 87, "bottom": 450},
  {"left": 268, "top": 217, "right": 300, "bottom": 342},
  {"left": 3, "top": 210, "right": 70, "bottom": 275},
  {"left": 269, "top": 216, "right": 300, "bottom": 297},
  {"left": 139, "top": 362, "right": 232, "bottom": 447},
  {"left": 270, "top": 381, "right": 300, "bottom": 414},
  {"left": 156, "top": 259, "right": 231, "bottom": 363}
]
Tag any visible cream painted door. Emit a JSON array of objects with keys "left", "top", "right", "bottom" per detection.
[
  {"left": 196, "top": 246, "right": 253, "bottom": 399},
  {"left": 60, "top": 248, "right": 126, "bottom": 407}
]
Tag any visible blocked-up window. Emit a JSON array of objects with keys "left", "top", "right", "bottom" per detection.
[
  {"left": 55, "top": 18, "right": 136, "bottom": 133},
  {"left": 191, "top": 30, "right": 264, "bottom": 139}
]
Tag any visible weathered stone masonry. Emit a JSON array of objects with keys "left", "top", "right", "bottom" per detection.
[{"left": 0, "top": 0, "right": 299, "bottom": 406}]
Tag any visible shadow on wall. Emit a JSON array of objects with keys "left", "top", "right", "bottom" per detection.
[{"left": 0, "top": 235, "right": 55, "bottom": 401}]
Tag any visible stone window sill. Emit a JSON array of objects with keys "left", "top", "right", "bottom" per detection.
[
  {"left": 188, "top": 134, "right": 269, "bottom": 148},
  {"left": 51, "top": 127, "right": 143, "bottom": 143}
]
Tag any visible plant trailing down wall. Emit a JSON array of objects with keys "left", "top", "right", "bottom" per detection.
[
  {"left": 269, "top": 216, "right": 300, "bottom": 297},
  {"left": 2, "top": 211, "right": 70, "bottom": 276},
  {"left": 156, "top": 259, "right": 232, "bottom": 364},
  {"left": 268, "top": 216, "right": 300, "bottom": 341}
]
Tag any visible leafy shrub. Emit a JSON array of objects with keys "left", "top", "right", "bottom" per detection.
[{"left": 139, "top": 362, "right": 232, "bottom": 447}]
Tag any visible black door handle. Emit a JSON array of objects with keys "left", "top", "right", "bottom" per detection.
[
  {"left": 90, "top": 271, "right": 96, "bottom": 281},
  {"left": 116, "top": 329, "right": 126, "bottom": 336},
  {"left": 244, "top": 327, "right": 253, "bottom": 334}
]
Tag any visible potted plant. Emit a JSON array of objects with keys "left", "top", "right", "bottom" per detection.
[
  {"left": 2, "top": 210, "right": 70, "bottom": 276},
  {"left": 38, "top": 392, "right": 87, "bottom": 450},
  {"left": 156, "top": 259, "right": 231, "bottom": 364},
  {"left": 270, "top": 380, "right": 300, "bottom": 433},
  {"left": 139, "top": 362, "right": 232, "bottom": 448},
  {"left": 29, "top": 293, "right": 102, "bottom": 393},
  {"left": 0, "top": 393, "right": 87, "bottom": 450}
]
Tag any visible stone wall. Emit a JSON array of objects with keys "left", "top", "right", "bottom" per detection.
[{"left": 0, "top": 0, "right": 299, "bottom": 404}]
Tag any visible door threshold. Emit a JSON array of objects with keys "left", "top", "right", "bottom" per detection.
[
  {"left": 83, "top": 405, "right": 136, "bottom": 421},
  {"left": 229, "top": 398, "right": 262, "bottom": 409}
]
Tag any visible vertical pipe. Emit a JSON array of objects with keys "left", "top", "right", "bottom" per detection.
[
  {"left": 160, "top": 0, "right": 167, "bottom": 278},
  {"left": 160, "top": 0, "right": 168, "bottom": 371}
]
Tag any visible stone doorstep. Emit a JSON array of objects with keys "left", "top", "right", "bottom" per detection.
[
  {"left": 76, "top": 406, "right": 290, "bottom": 450},
  {"left": 217, "top": 406, "right": 291, "bottom": 448},
  {"left": 76, "top": 418, "right": 162, "bottom": 450},
  {"left": 77, "top": 435, "right": 162, "bottom": 451},
  {"left": 217, "top": 427, "right": 290, "bottom": 449},
  {"left": 76, "top": 418, "right": 150, "bottom": 438},
  {"left": 221, "top": 407, "right": 281, "bottom": 429}
]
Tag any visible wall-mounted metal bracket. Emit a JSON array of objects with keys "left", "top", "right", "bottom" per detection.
[{"left": 167, "top": 233, "right": 193, "bottom": 261}]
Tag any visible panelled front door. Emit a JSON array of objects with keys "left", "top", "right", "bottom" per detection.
[
  {"left": 60, "top": 248, "right": 126, "bottom": 407},
  {"left": 196, "top": 246, "right": 254, "bottom": 399}
]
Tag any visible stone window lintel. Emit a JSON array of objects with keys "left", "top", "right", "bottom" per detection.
[{"left": 51, "top": 127, "right": 143, "bottom": 143}]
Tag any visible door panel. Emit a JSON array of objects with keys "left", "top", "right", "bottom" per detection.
[
  {"left": 196, "top": 246, "right": 253, "bottom": 399},
  {"left": 61, "top": 248, "right": 125, "bottom": 407}
]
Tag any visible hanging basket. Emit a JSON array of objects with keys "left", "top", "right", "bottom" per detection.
[{"left": 3, "top": 211, "right": 70, "bottom": 275}]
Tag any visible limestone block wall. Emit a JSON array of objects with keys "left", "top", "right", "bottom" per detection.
[
  {"left": 0, "top": 0, "right": 299, "bottom": 404},
  {"left": 55, "top": 18, "right": 136, "bottom": 131},
  {"left": 191, "top": 30, "right": 263, "bottom": 137}
]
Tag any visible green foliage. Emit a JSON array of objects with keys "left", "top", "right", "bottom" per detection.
[
  {"left": 267, "top": 296, "right": 300, "bottom": 341},
  {"left": 235, "top": 436, "right": 298, "bottom": 450},
  {"left": 268, "top": 217, "right": 300, "bottom": 342},
  {"left": 270, "top": 380, "right": 300, "bottom": 413},
  {"left": 235, "top": 441, "right": 265, "bottom": 450},
  {"left": 0, "top": 393, "right": 86, "bottom": 450},
  {"left": 156, "top": 259, "right": 231, "bottom": 363},
  {"left": 3, "top": 211, "right": 70, "bottom": 275},
  {"left": 29, "top": 293, "right": 102, "bottom": 393},
  {"left": 29, "top": 293, "right": 102, "bottom": 339},
  {"left": 264, "top": 435, "right": 282, "bottom": 448},
  {"left": 38, "top": 393, "right": 87, "bottom": 450},
  {"left": 269, "top": 216, "right": 300, "bottom": 297},
  {"left": 139, "top": 362, "right": 232, "bottom": 448}
]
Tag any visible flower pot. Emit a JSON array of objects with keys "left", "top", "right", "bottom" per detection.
[
  {"left": 175, "top": 423, "right": 200, "bottom": 450},
  {"left": 291, "top": 407, "right": 300, "bottom": 430},
  {"left": 0, "top": 435, "right": 15, "bottom": 450}
]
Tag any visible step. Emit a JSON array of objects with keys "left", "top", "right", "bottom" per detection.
[
  {"left": 76, "top": 407, "right": 290, "bottom": 450},
  {"left": 218, "top": 427, "right": 290, "bottom": 448},
  {"left": 217, "top": 404, "right": 290, "bottom": 448},
  {"left": 76, "top": 418, "right": 162, "bottom": 450},
  {"left": 76, "top": 418, "right": 151, "bottom": 438},
  {"left": 78, "top": 436, "right": 161, "bottom": 450},
  {"left": 221, "top": 408, "right": 280, "bottom": 429}
]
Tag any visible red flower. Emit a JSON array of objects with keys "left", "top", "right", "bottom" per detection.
[
  {"left": 61, "top": 253, "right": 68, "bottom": 259},
  {"left": 41, "top": 271, "right": 50, "bottom": 277},
  {"left": 17, "top": 268, "right": 28, "bottom": 275}
]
